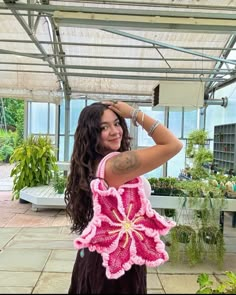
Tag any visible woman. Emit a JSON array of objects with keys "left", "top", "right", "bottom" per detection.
[{"left": 65, "top": 101, "right": 182, "bottom": 294}]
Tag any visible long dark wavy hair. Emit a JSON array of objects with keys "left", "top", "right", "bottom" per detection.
[{"left": 64, "top": 102, "right": 131, "bottom": 234}]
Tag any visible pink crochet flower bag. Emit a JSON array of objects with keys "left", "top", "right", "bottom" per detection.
[{"left": 74, "top": 152, "right": 176, "bottom": 279}]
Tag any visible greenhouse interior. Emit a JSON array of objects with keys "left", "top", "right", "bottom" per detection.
[{"left": 0, "top": 0, "right": 236, "bottom": 294}]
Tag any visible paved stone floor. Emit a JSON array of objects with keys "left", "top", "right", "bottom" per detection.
[
  {"left": 0, "top": 190, "right": 236, "bottom": 294},
  {"left": 0, "top": 163, "right": 236, "bottom": 294}
]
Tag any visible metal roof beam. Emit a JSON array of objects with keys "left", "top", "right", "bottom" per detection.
[
  {"left": 55, "top": 65, "right": 233, "bottom": 75},
  {"left": 0, "top": 68, "right": 227, "bottom": 81},
  {"left": 1, "top": 2, "right": 236, "bottom": 18},
  {"left": 1, "top": 39, "right": 236, "bottom": 51},
  {"left": 62, "top": 72, "right": 225, "bottom": 82},
  {"left": 206, "top": 35, "right": 236, "bottom": 92},
  {"left": 53, "top": 10, "right": 236, "bottom": 34},
  {"left": 61, "top": 0, "right": 236, "bottom": 12},
  {"left": 104, "top": 29, "right": 236, "bottom": 66},
  {"left": 3, "top": 3, "right": 65, "bottom": 83},
  {"left": 0, "top": 48, "right": 44, "bottom": 59}
]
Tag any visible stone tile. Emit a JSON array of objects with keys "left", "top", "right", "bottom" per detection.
[
  {"left": 33, "top": 272, "right": 71, "bottom": 294},
  {"left": 44, "top": 250, "right": 76, "bottom": 272},
  {"left": 0, "top": 271, "right": 40, "bottom": 287},
  {"left": 44, "top": 258, "right": 74, "bottom": 273},
  {"left": 147, "top": 267, "right": 158, "bottom": 274},
  {"left": 0, "top": 248, "right": 50, "bottom": 271},
  {"left": 49, "top": 249, "right": 77, "bottom": 261},
  {"left": 0, "top": 233, "right": 17, "bottom": 249},
  {"left": 157, "top": 260, "right": 219, "bottom": 274},
  {"left": 0, "top": 214, "right": 16, "bottom": 227},
  {"left": 148, "top": 289, "right": 165, "bottom": 294},
  {"left": 52, "top": 215, "right": 71, "bottom": 227},
  {"left": 60, "top": 226, "right": 76, "bottom": 235},
  {"left": 7, "top": 239, "right": 74, "bottom": 250},
  {"left": 147, "top": 273, "right": 162, "bottom": 289},
  {"left": 19, "top": 227, "right": 62, "bottom": 234},
  {"left": 22, "top": 209, "right": 61, "bottom": 217},
  {"left": 5, "top": 214, "right": 55, "bottom": 227},
  {"left": 0, "top": 191, "right": 12, "bottom": 199},
  {"left": 12, "top": 229, "right": 73, "bottom": 241},
  {"left": 158, "top": 274, "right": 217, "bottom": 294},
  {"left": 0, "top": 286, "right": 32, "bottom": 294},
  {"left": 0, "top": 227, "right": 20, "bottom": 234},
  {"left": 224, "top": 237, "right": 236, "bottom": 253},
  {"left": 218, "top": 253, "right": 236, "bottom": 273}
]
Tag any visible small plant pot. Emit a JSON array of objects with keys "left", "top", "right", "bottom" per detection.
[
  {"left": 164, "top": 209, "right": 176, "bottom": 218},
  {"left": 173, "top": 225, "right": 196, "bottom": 244},
  {"left": 154, "top": 188, "right": 172, "bottom": 196},
  {"left": 198, "top": 226, "right": 221, "bottom": 245},
  {"left": 56, "top": 188, "right": 65, "bottom": 194},
  {"left": 195, "top": 209, "right": 209, "bottom": 219}
]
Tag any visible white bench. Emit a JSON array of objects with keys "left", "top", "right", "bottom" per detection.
[
  {"left": 19, "top": 161, "right": 70, "bottom": 211},
  {"left": 20, "top": 184, "right": 66, "bottom": 211}
]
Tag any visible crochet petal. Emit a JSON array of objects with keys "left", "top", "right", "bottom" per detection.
[
  {"left": 102, "top": 232, "right": 133, "bottom": 279},
  {"left": 96, "top": 193, "right": 124, "bottom": 223},
  {"left": 135, "top": 212, "right": 176, "bottom": 236},
  {"left": 89, "top": 221, "right": 121, "bottom": 253},
  {"left": 120, "top": 186, "right": 142, "bottom": 220},
  {"left": 74, "top": 220, "right": 121, "bottom": 253},
  {"left": 132, "top": 231, "right": 168, "bottom": 265}
]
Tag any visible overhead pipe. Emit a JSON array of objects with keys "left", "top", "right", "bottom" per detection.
[{"left": 204, "top": 96, "right": 228, "bottom": 107}]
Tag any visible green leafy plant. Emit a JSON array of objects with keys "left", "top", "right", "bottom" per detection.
[
  {"left": 10, "top": 135, "right": 58, "bottom": 200},
  {"left": 0, "top": 129, "right": 17, "bottom": 162},
  {"left": 185, "top": 129, "right": 213, "bottom": 180},
  {"left": 169, "top": 224, "right": 201, "bottom": 266},
  {"left": 52, "top": 171, "right": 67, "bottom": 194},
  {"left": 196, "top": 272, "right": 236, "bottom": 294},
  {"left": 148, "top": 177, "right": 182, "bottom": 196},
  {"left": 168, "top": 179, "right": 226, "bottom": 268},
  {"left": 186, "top": 129, "right": 208, "bottom": 158}
]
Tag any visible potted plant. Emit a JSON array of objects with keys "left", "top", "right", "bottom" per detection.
[
  {"left": 198, "top": 225, "right": 221, "bottom": 245},
  {"left": 185, "top": 129, "right": 213, "bottom": 180},
  {"left": 52, "top": 171, "right": 67, "bottom": 194},
  {"left": 10, "top": 135, "right": 58, "bottom": 200},
  {"left": 186, "top": 129, "right": 208, "bottom": 158},
  {"left": 164, "top": 208, "right": 176, "bottom": 218},
  {"left": 169, "top": 224, "right": 201, "bottom": 266},
  {"left": 198, "top": 225, "right": 225, "bottom": 269},
  {"left": 172, "top": 224, "right": 196, "bottom": 244},
  {"left": 148, "top": 177, "right": 182, "bottom": 196},
  {"left": 168, "top": 178, "right": 226, "bottom": 268}
]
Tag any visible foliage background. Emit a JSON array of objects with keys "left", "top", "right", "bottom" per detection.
[{"left": 0, "top": 98, "right": 24, "bottom": 162}]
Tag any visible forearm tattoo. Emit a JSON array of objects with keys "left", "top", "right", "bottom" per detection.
[{"left": 111, "top": 152, "right": 141, "bottom": 175}]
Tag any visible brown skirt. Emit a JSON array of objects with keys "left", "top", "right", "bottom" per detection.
[{"left": 68, "top": 248, "right": 147, "bottom": 294}]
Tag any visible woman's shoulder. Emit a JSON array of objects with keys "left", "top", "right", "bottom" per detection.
[{"left": 96, "top": 152, "right": 120, "bottom": 178}]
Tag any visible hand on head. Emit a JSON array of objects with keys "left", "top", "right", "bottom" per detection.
[{"left": 102, "top": 100, "right": 134, "bottom": 119}]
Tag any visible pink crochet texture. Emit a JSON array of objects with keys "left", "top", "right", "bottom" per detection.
[{"left": 74, "top": 152, "right": 176, "bottom": 279}]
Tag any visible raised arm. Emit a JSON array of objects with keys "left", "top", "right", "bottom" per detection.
[{"left": 103, "top": 101, "right": 183, "bottom": 188}]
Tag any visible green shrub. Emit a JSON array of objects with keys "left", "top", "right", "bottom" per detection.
[
  {"left": 0, "top": 129, "right": 17, "bottom": 162},
  {"left": 52, "top": 171, "right": 67, "bottom": 194},
  {"left": 0, "top": 144, "right": 14, "bottom": 162},
  {"left": 10, "top": 135, "right": 58, "bottom": 200}
]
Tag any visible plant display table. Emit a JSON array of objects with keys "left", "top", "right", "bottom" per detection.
[{"left": 150, "top": 195, "right": 236, "bottom": 228}]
